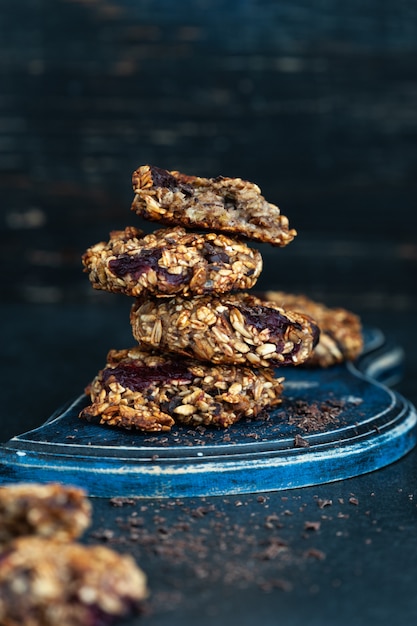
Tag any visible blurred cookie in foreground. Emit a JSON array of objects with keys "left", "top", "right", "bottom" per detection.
[
  {"left": 0, "top": 537, "right": 148, "bottom": 626},
  {"left": 131, "top": 164, "right": 297, "bottom": 247},
  {"left": 82, "top": 225, "right": 262, "bottom": 298},
  {"left": 130, "top": 292, "right": 320, "bottom": 368},
  {"left": 79, "top": 346, "right": 284, "bottom": 431},
  {"left": 264, "top": 291, "right": 363, "bottom": 367},
  {"left": 0, "top": 483, "right": 91, "bottom": 547}
]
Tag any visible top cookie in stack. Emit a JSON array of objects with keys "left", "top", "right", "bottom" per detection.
[
  {"left": 130, "top": 165, "right": 297, "bottom": 247},
  {"left": 80, "top": 165, "right": 320, "bottom": 432}
]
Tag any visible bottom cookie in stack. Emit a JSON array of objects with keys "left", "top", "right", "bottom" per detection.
[{"left": 79, "top": 346, "right": 285, "bottom": 432}]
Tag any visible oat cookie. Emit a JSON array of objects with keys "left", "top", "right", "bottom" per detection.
[
  {"left": 82, "top": 225, "right": 262, "bottom": 297},
  {"left": 79, "top": 346, "right": 284, "bottom": 431},
  {"left": 0, "top": 483, "right": 91, "bottom": 547},
  {"left": 264, "top": 291, "right": 363, "bottom": 367},
  {"left": 131, "top": 164, "right": 297, "bottom": 247},
  {"left": 0, "top": 537, "right": 148, "bottom": 626},
  {"left": 130, "top": 292, "right": 319, "bottom": 368}
]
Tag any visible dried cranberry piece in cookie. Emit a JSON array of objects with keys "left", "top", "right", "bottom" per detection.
[
  {"left": 109, "top": 248, "right": 163, "bottom": 279},
  {"left": 101, "top": 359, "right": 193, "bottom": 393}
]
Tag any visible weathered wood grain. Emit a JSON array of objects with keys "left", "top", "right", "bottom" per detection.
[{"left": 1, "top": 1, "right": 416, "bottom": 302}]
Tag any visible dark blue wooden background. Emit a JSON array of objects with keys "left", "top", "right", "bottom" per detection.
[{"left": 1, "top": 0, "right": 416, "bottom": 306}]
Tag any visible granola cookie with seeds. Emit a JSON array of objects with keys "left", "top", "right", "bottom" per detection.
[
  {"left": 82, "top": 225, "right": 262, "bottom": 297},
  {"left": 79, "top": 346, "right": 284, "bottom": 431},
  {"left": 264, "top": 291, "right": 363, "bottom": 367},
  {"left": 130, "top": 292, "right": 319, "bottom": 368},
  {"left": 0, "top": 483, "right": 91, "bottom": 547},
  {"left": 131, "top": 165, "right": 297, "bottom": 247},
  {"left": 0, "top": 537, "right": 148, "bottom": 626}
]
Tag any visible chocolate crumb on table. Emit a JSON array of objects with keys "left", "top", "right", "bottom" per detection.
[
  {"left": 278, "top": 398, "right": 348, "bottom": 433},
  {"left": 89, "top": 491, "right": 367, "bottom": 614},
  {"left": 294, "top": 433, "right": 310, "bottom": 448},
  {"left": 131, "top": 164, "right": 297, "bottom": 247}
]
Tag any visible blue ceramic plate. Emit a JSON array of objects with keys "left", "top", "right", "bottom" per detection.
[{"left": 0, "top": 328, "right": 415, "bottom": 497}]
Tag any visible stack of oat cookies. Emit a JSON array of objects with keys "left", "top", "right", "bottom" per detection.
[{"left": 80, "top": 165, "right": 358, "bottom": 434}]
